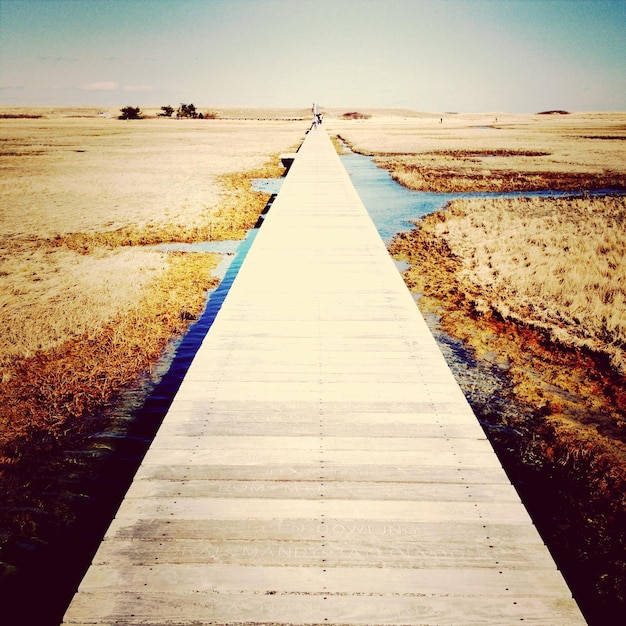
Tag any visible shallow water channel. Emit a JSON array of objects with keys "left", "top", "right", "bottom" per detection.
[{"left": 4, "top": 151, "right": 609, "bottom": 624}]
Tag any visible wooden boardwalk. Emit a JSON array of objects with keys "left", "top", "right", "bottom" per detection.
[{"left": 63, "top": 128, "right": 584, "bottom": 625}]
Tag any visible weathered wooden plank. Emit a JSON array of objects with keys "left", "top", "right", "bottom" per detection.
[
  {"left": 103, "top": 519, "right": 546, "bottom": 544},
  {"left": 146, "top": 435, "right": 493, "bottom": 452},
  {"left": 88, "top": 538, "right": 557, "bottom": 570},
  {"left": 71, "top": 563, "right": 570, "bottom": 595},
  {"left": 153, "top": 419, "right": 488, "bottom": 439},
  {"left": 135, "top": 448, "right": 506, "bottom": 468},
  {"left": 132, "top": 463, "right": 512, "bottom": 484},
  {"left": 121, "top": 479, "right": 522, "bottom": 503},
  {"left": 64, "top": 590, "right": 583, "bottom": 626},
  {"left": 100, "top": 497, "right": 537, "bottom": 524}
]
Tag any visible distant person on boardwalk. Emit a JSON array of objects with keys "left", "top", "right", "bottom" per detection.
[{"left": 311, "top": 102, "right": 320, "bottom": 130}]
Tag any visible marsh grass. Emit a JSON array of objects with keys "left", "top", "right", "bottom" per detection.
[
  {"left": 0, "top": 142, "right": 294, "bottom": 384},
  {"left": 374, "top": 153, "right": 624, "bottom": 192},
  {"left": 0, "top": 251, "right": 219, "bottom": 459},
  {"left": 0, "top": 116, "right": 304, "bottom": 239},
  {"left": 330, "top": 111, "right": 626, "bottom": 193},
  {"left": 0, "top": 246, "right": 169, "bottom": 372},
  {"left": 392, "top": 195, "right": 626, "bottom": 375},
  {"left": 437, "top": 195, "right": 626, "bottom": 373},
  {"left": 41, "top": 162, "right": 288, "bottom": 252}
]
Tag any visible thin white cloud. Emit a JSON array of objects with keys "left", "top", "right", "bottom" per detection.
[{"left": 79, "top": 81, "right": 119, "bottom": 91}]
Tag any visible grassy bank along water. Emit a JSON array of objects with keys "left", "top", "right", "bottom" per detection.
[
  {"left": 0, "top": 251, "right": 219, "bottom": 457},
  {"left": 329, "top": 111, "right": 626, "bottom": 193},
  {"left": 374, "top": 152, "right": 624, "bottom": 192},
  {"left": 422, "top": 195, "right": 626, "bottom": 375}
]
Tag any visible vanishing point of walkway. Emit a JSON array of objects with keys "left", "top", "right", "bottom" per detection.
[{"left": 63, "top": 128, "right": 584, "bottom": 624}]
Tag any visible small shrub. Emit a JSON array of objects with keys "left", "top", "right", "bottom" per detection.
[
  {"left": 118, "top": 106, "right": 142, "bottom": 120},
  {"left": 177, "top": 103, "right": 197, "bottom": 119}
]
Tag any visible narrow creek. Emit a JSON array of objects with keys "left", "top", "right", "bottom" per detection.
[{"left": 3, "top": 149, "right": 610, "bottom": 624}]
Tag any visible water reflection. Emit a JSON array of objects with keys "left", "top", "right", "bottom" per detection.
[{"left": 251, "top": 178, "right": 284, "bottom": 194}]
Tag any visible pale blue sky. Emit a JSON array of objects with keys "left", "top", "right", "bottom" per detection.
[{"left": 0, "top": 0, "right": 624, "bottom": 112}]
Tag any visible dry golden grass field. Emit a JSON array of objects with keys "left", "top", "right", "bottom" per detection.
[
  {"left": 0, "top": 107, "right": 306, "bottom": 458},
  {"left": 328, "top": 110, "right": 625, "bottom": 191}
]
